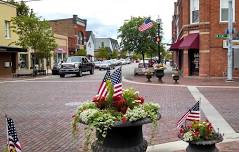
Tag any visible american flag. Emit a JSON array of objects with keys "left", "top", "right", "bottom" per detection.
[
  {"left": 138, "top": 18, "right": 154, "bottom": 32},
  {"left": 176, "top": 101, "right": 200, "bottom": 128},
  {"left": 111, "top": 67, "right": 122, "bottom": 97},
  {"left": 6, "top": 117, "right": 22, "bottom": 152},
  {"left": 97, "top": 70, "right": 111, "bottom": 98}
]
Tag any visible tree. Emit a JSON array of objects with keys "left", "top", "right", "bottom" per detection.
[
  {"left": 9, "top": 0, "right": 30, "bottom": 16},
  {"left": 75, "top": 49, "right": 87, "bottom": 56},
  {"left": 111, "top": 50, "right": 118, "bottom": 59},
  {"left": 118, "top": 17, "right": 163, "bottom": 66},
  {"left": 95, "top": 48, "right": 110, "bottom": 60},
  {"left": 11, "top": 7, "right": 57, "bottom": 73}
]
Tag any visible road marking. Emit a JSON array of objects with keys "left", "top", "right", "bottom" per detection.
[
  {"left": 187, "top": 86, "right": 236, "bottom": 137},
  {"left": 65, "top": 102, "right": 82, "bottom": 107}
]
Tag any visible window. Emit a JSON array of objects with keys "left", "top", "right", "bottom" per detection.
[
  {"left": 101, "top": 42, "right": 104, "bottom": 48},
  {"left": 190, "top": 0, "right": 199, "bottom": 24},
  {"left": 4, "top": 21, "right": 11, "bottom": 38},
  {"left": 220, "top": 0, "right": 235, "bottom": 22}
]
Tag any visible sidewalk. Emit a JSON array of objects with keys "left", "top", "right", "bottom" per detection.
[{"left": 125, "top": 66, "right": 239, "bottom": 152}]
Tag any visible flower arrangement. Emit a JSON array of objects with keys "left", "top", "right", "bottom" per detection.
[
  {"left": 154, "top": 63, "right": 165, "bottom": 70},
  {"left": 72, "top": 81, "right": 160, "bottom": 140},
  {"left": 178, "top": 120, "right": 223, "bottom": 142}
]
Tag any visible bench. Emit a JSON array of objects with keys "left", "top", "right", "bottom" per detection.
[{"left": 13, "top": 69, "right": 33, "bottom": 77}]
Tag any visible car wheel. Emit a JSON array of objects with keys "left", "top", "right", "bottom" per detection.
[
  {"left": 60, "top": 74, "right": 65, "bottom": 78},
  {"left": 90, "top": 68, "right": 94, "bottom": 74},
  {"left": 78, "top": 69, "right": 83, "bottom": 77}
]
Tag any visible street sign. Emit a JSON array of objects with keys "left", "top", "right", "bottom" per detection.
[{"left": 216, "top": 34, "right": 228, "bottom": 39}]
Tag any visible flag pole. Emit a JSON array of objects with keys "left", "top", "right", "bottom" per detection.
[
  {"left": 199, "top": 98, "right": 201, "bottom": 121},
  {"left": 5, "top": 114, "right": 9, "bottom": 150}
]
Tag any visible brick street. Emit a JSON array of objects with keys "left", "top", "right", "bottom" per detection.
[{"left": 0, "top": 64, "right": 239, "bottom": 151}]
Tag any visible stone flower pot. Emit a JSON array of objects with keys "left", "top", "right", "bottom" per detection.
[
  {"left": 92, "top": 114, "right": 161, "bottom": 152},
  {"left": 145, "top": 74, "right": 153, "bottom": 82},
  {"left": 186, "top": 133, "right": 223, "bottom": 152},
  {"left": 155, "top": 69, "right": 164, "bottom": 82}
]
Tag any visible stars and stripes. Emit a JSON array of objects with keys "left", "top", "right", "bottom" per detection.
[
  {"left": 6, "top": 117, "right": 22, "bottom": 152},
  {"left": 176, "top": 101, "right": 200, "bottom": 128},
  {"left": 97, "top": 70, "right": 111, "bottom": 98},
  {"left": 111, "top": 67, "right": 123, "bottom": 97},
  {"left": 138, "top": 18, "right": 154, "bottom": 32}
]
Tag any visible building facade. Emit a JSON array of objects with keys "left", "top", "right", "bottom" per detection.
[
  {"left": 48, "top": 15, "right": 87, "bottom": 56},
  {"left": 0, "top": 1, "right": 26, "bottom": 76},
  {"left": 54, "top": 33, "right": 68, "bottom": 64},
  {"left": 86, "top": 31, "right": 95, "bottom": 61},
  {"left": 95, "top": 38, "right": 120, "bottom": 52},
  {"left": 171, "top": 0, "right": 239, "bottom": 77}
]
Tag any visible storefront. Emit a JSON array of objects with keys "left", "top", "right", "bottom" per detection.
[{"left": 0, "top": 46, "right": 27, "bottom": 76}]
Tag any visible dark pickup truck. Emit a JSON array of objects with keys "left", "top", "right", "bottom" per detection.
[{"left": 59, "top": 56, "right": 95, "bottom": 78}]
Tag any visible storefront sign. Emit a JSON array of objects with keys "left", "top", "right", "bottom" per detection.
[{"left": 223, "top": 40, "right": 239, "bottom": 49}]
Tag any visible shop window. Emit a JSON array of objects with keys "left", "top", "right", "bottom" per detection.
[
  {"left": 4, "top": 21, "right": 11, "bottom": 38},
  {"left": 190, "top": 0, "right": 199, "bottom": 24},
  {"left": 220, "top": 0, "right": 235, "bottom": 22}
]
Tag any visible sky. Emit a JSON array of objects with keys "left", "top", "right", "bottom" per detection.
[{"left": 24, "top": 0, "right": 176, "bottom": 44}]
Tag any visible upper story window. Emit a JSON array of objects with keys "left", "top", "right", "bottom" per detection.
[
  {"left": 190, "top": 0, "right": 199, "bottom": 24},
  {"left": 220, "top": 0, "right": 235, "bottom": 22},
  {"left": 4, "top": 21, "right": 11, "bottom": 39}
]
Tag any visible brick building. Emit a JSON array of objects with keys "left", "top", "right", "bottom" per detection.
[
  {"left": 170, "top": 0, "right": 239, "bottom": 77},
  {"left": 48, "top": 15, "right": 87, "bottom": 55}
]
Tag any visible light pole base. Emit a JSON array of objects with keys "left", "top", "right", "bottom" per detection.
[{"left": 226, "top": 79, "right": 234, "bottom": 82}]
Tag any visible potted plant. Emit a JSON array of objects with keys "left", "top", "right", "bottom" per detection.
[
  {"left": 144, "top": 68, "right": 154, "bottom": 82},
  {"left": 72, "top": 81, "right": 160, "bottom": 152},
  {"left": 154, "top": 63, "right": 165, "bottom": 82},
  {"left": 178, "top": 120, "right": 223, "bottom": 152},
  {"left": 172, "top": 68, "right": 179, "bottom": 83}
]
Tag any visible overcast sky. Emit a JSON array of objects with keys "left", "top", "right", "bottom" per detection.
[{"left": 24, "top": 0, "right": 176, "bottom": 44}]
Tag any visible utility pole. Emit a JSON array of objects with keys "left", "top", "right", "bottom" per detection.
[
  {"left": 227, "top": 0, "right": 233, "bottom": 81},
  {"left": 156, "top": 16, "right": 162, "bottom": 63}
]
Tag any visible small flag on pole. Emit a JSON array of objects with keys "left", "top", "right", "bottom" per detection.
[
  {"left": 176, "top": 101, "right": 200, "bottom": 128},
  {"left": 138, "top": 18, "right": 154, "bottom": 32},
  {"left": 6, "top": 117, "right": 22, "bottom": 152},
  {"left": 111, "top": 67, "right": 123, "bottom": 97},
  {"left": 97, "top": 70, "right": 111, "bottom": 98}
]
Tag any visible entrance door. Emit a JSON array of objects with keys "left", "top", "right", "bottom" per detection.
[{"left": 188, "top": 50, "right": 199, "bottom": 76}]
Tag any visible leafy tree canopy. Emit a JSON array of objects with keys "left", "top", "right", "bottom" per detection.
[{"left": 75, "top": 49, "right": 87, "bottom": 56}]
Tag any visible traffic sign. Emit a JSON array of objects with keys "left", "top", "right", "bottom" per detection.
[{"left": 216, "top": 34, "right": 228, "bottom": 39}]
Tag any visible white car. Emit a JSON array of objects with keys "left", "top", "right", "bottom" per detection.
[{"left": 134, "top": 60, "right": 149, "bottom": 75}]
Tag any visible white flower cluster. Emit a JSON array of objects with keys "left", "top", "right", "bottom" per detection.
[
  {"left": 183, "top": 131, "right": 193, "bottom": 141},
  {"left": 79, "top": 109, "right": 99, "bottom": 124},
  {"left": 126, "top": 106, "right": 147, "bottom": 122}
]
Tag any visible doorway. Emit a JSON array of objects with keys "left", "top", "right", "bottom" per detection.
[{"left": 188, "top": 50, "right": 199, "bottom": 76}]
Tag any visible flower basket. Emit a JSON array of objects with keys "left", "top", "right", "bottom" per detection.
[
  {"left": 72, "top": 80, "right": 161, "bottom": 152},
  {"left": 178, "top": 120, "right": 223, "bottom": 152},
  {"left": 154, "top": 64, "right": 165, "bottom": 82}
]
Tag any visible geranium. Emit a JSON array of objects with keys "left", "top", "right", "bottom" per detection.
[
  {"left": 72, "top": 81, "right": 160, "bottom": 140},
  {"left": 178, "top": 120, "right": 222, "bottom": 142}
]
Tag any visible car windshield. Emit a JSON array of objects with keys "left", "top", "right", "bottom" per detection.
[{"left": 66, "top": 56, "right": 82, "bottom": 63}]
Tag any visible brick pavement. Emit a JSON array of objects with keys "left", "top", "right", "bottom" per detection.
[{"left": 0, "top": 68, "right": 239, "bottom": 151}]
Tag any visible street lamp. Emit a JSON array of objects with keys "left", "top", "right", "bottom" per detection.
[{"left": 156, "top": 16, "right": 162, "bottom": 63}]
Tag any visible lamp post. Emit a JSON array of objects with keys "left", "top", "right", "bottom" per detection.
[
  {"left": 156, "top": 16, "right": 162, "bottom": 63},
  {"left": 227, "top": 0, "right": 233, "bottom": 81}
]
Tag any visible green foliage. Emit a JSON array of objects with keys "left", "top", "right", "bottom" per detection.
[
  {"left": 119, "top": 50, "right": 127, "bottom": 59},
  {"left": 8, "top": 0, "right": 30, "bottom": 16},
  {"left": 95, "top": 48, "right": 110, "bottom": 60},
  {"left": 118, "top": 17, "right": 163, "bottom": 60},
  {"left": 75, "top": 49, "right": 87, "bottom": 56},
  {"left": 111, "top": 50, "right": 119, "bottom": 59}
]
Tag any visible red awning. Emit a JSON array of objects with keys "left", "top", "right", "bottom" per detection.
[
  {"left": 169, "top": 38, "right": 184, "bottom": 51},
  {"left": 179, "top": 33, "right": 199, "bottom": 49}
]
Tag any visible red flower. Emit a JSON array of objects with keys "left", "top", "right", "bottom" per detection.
[{"left": 121, "top": 116, "right": 127, "bottom": 123}]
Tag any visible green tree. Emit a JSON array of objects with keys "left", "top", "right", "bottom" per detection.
[
  {"left": 111, "top": 50, "right": 118, "bottom": 59},
  {"left": 9, "top": 0, "right": 30, "bottom": 16},
  {"left": 118, "top": 17, "right": 163, "bottom": 65},
  {"left": 11, "top": 9, "right": 57, "bottom": 73},
  {"left": 95, "top": 48, "right": 110, "bottom": 60},
  {"left": 75, "top": 49, "right": 87, "bottom": 56}
]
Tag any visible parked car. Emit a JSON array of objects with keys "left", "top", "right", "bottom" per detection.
[
  {"left": 94, "top": 61, "right": 102, "bottom": 69},
  {"left": 134, "top": 60, "right": 149, "bottom": 76},
  {"left": 59, "top": 56, "right": 95, "bottom": 78},
  {"left": 51, "top": 62, "right": 61, "bottom": 75},
  {"left": 99, "top": 60, "right": 115, "bottom": 70}
]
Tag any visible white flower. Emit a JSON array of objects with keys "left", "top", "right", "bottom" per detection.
[
  {"left": 126, "top": 106, "right": 147, "bottom": 122},
  {"left": 183, "top": 131, "right": 193, "bottom": 141},
  {"left": 79, "top": 109, "right": 99, "bottom": 124}
]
